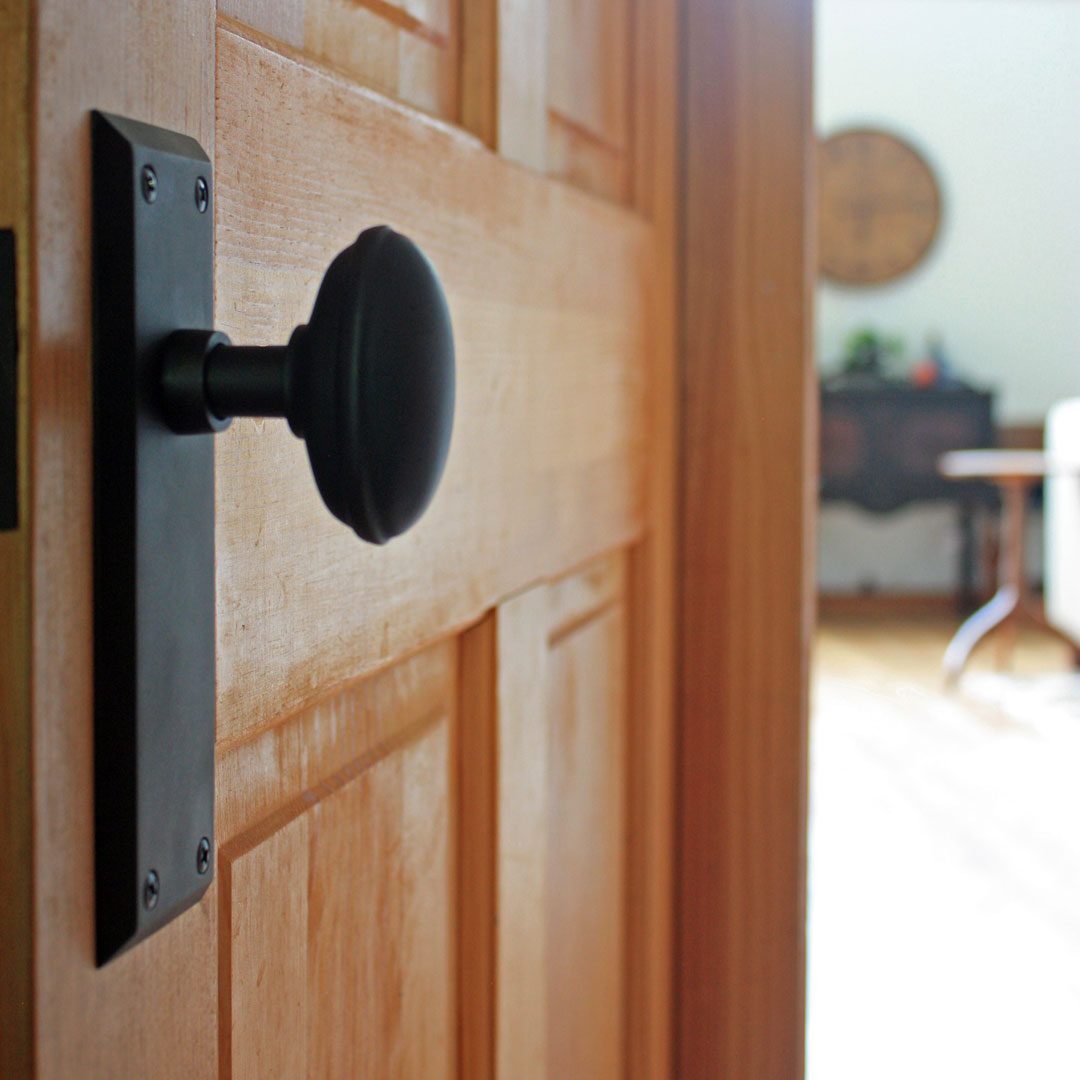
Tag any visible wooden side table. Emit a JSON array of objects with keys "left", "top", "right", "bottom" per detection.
[
  {"left": 821, "top": 381, "right": 995, "bottom": 608},
  {"left": 939, "top": 449, "right": 1080, "bottom": 683}
]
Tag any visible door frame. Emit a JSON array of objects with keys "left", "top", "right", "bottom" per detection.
[{"left": 676, "top": 0, "right": 816, "bottom": 1076}]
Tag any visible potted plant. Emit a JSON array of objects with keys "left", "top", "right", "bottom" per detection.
[{"left": 840, "top": 327, "right": 903, "bottom": 378}]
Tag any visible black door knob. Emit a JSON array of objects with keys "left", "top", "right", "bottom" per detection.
[{"left": 158, "top": 226, "right": 455, "bottom": 544}]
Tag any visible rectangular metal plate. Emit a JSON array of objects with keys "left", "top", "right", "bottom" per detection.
[{"left": 92, "top": 111, "right": 216, "bottom": 963}]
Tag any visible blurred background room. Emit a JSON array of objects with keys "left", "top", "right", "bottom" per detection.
[{"left": 809, "top": 1, "right": 1080, "bottom": 1077}]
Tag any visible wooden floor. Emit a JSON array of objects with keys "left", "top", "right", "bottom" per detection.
[{"left": 808, "top": 614, "right": 1080, "bottom": 1080}]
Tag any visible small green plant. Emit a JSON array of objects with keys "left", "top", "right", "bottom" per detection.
[{"left": 841, "top": 328, "right": 903, "bottom": 376}]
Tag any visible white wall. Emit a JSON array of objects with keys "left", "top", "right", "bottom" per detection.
[{"left": 817, "top": 0, "right": 1080, "bottom": 593}]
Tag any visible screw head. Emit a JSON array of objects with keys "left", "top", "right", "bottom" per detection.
[
  {"left": 194, "top": 176, "right": 209, "bottom": 214},
  {"left": 141, "top": 165, "right": 158, "bottom": 204},
  {"left": 143, "top": 869, "right": 160, "bottom": 910},
  {"left": 196, "top": 836, "right": 211, "bottom": 875}
]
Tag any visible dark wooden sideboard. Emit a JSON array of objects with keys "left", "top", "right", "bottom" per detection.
[{"left": 820, "top": 379, "right": 995, "bottom": 604}]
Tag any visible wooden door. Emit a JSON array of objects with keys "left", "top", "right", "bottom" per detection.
[{"left": 0, "top": 0, "right": 677, "bottom": 1077}]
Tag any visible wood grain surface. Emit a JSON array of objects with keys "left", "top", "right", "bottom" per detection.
[
  {"left": 4, "top": 0, "right": 680, "bottom": 1075},
  {"left": 0, "top": 1, "right": 32, "bottom": 1075},
  {"left": 457, "top": 616, "right": 498, "bottom": 1080},
  {"left": 678, "top": 0, "right": 815, "bottom": 1076},
  {"left": 546, "top": 0, "right": 631, "bottom": 201},
  {"left": 493, "top": 0, "right": 548, "bottom": 168},
  {"left": 25, "top": 2, "right": 218, "bottom": 1077},
  {"left": 626, "top": 2, "right": 679, "bottom": 1073},
  {"left": 545, "top": 597, "right": 628, "bottom": 1079},
  {"left": 215, "top": 640, "right": 458, "bottom": 1079},
  {"left": 220, "top": 0, "right": 462, "bottom": 121},
  {"left": 495, "top": 553, "right": 629, "bottom": 1080},
  {"left": 213, "top": 21, "right": 650, "bottom": 744},
  {"left": 460, "top": 0, "right": 497, "bottom": 144},
  {"left": 222, "top": 710, "right": 453, "bottom": 1079}
]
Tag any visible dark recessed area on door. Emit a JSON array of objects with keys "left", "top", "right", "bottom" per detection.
[{"left": 1, "top": 229, "right": 16, "bottom": 531}]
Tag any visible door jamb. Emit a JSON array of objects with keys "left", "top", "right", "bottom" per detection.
[{"left": 676, "top": 0, "right": 816, "bottom": 1075}]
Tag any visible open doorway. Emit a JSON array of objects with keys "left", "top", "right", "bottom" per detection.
[{"left": 808, "top": 2, "right": 1080, "bottom": 1077}]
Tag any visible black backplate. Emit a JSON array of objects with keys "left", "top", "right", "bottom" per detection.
[{"left": 91, "top": 112, "right": 216, "bottom": 963}]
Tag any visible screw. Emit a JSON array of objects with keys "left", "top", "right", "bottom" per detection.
[
  {"left": 141, "top": 165, "right": 158, "bottom": 204},
  {"left": 143, "top": 869, "right": 160, "bottom": 910},
  {"left": 196, "top": 836, "right": 211, "bottom": 875},
  {"left": 194, "top": 176, "right": 209, "bottom": 214}
]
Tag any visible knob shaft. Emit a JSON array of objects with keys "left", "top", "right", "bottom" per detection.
[{"left": 158, "top": 226, "right": 456, "bottom": 544}]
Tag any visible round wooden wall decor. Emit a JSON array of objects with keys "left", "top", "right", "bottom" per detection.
[{"left": 819, "top": 129, "right": 941, "bottom": 285}]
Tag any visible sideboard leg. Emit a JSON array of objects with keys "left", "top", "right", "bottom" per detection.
[{"left": 957, "top": 499, "right": 976, "bottom": 614}]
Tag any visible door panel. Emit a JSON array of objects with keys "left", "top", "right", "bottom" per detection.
[
  {"left": 217, "top": 639, "right": 456, "bottom": 1079},
  {"left": 497, "top": 551, "right": 628, "bottom": 1080},
  {"left": 222, "top": 722, "right": 451, "bottom": 1079},
  {"left": 546, "top": 0, "right": 631, "bottom": 201},
  {"left": 545, "top": 565, "right": 628, "bottom": 1079},
  {"left": 214, "top": 21, "right": 649, "bottom": 740},
  {"left": 219, "top": 0, "right": 462, "bottom": 122}
]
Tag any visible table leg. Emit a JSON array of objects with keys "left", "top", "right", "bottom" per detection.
[
  {"left": 998, "top": 483, "right": 1028, "bottom": 666},
  {"left": 943, "top": 480, "right": 1027, "bottom": 684},
  {"left": 944, "top": 585, "right": 1020, "bottom": 684},
  {"left": 957, "top": 498, "right": 975, "bottom": 613}
]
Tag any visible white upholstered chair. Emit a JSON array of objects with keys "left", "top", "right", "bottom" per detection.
[{"left": 1044, "top": 398, "right": 1080, "bottom": 645}]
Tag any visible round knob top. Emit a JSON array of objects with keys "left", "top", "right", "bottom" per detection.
[{"left": 288, "top": 227, "right": 456, "bottom": 544}]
